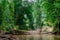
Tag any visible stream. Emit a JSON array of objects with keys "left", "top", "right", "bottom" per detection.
[
  {"left": 0, "top": 34, "right": 60, "bottom": 40},
  {"left": 12, "top": 34, "right": 60, "bottom": 40}
]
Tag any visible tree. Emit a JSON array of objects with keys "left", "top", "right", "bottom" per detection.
[
  {"left": 1, "top": 0, "right": 14, "bottom": 31},
  {"left": 0, "top": 0, "right": 3, "bottom": 30}
]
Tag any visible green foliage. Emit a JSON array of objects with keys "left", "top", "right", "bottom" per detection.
[
  {"left": 0, "top": 0, "right": 60, "bottom": 32},
  {"left": 14, "top": 0, "right": 35, "bottom": 30},
  {"left": 0, "top": 0, "right": 14, "bottom": 31}
]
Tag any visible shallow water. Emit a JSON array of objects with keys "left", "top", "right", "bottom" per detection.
[{"left": 13, "top": 34, "right": 60, "bottom": 40}]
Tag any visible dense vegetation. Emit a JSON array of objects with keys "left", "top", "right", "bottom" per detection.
[{"left": 0, "top": 0, "right": 60, "bottom": 33}]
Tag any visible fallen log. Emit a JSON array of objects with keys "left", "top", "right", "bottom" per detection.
[{"left": 5, "top": 29, "right": 41, "bottom": 35}]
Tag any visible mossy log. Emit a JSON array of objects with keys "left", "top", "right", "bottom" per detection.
[{"left": 5, "top": 29, "right": 41, "bottom": 35}]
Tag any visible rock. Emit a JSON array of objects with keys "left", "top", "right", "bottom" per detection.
[
  {"left": 53, "top": 30, "right": 60, "bottom": 35},
  {"left": 0, "top": 30, "right": 5, "bottom": 35},
  {"left": 3, "top": 38, "right": 8, "bottom": 40},
  {"left": 0, "top": 35, "right": 20, "bottom": 40},
  {"left": 0, "top": 35, "right": 11, "bottom": 38},
  {"left": 42, "top": 26, "right": 53, "bottom": 33}
]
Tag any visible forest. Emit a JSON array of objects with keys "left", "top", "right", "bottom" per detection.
[{"left": 0, "top": 0, "right": 60, "bottom": 35}]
